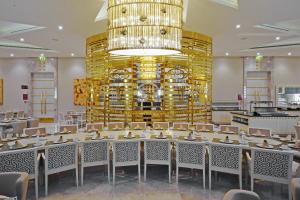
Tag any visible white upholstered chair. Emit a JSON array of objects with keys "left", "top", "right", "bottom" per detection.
[
  {"left": 23, "top": 127, "right": 47, "bottom": 137},
  {"left": 248, "top": 127, "right": 271, "bottom": 137},
  {"left": 153, "top": 122, "right": 169, "bottom": 130},
  {"left": 248, "top": 148, "right": 293, "bottom": 200},
  {"left": 208, "top": 143, "right": 243, "bottom": 190},
  {"left": 80, "top": 140, "right": 110, "bottom": 185},
  {"left": 173, "top": 123, "right": 189, "bottom": 131},
  {"left": 44, "top": 143, "right": 78, "bottom": 196},
  {"left": 144, "top": 139, "right": 172, "bottom": 183},
  {"left": 86, "top": 122, "right": 104, "bottom": 131},
  {"left": 59, "top": 124, "right": 78, "bottom": 134},
  {"left": 131, "top": 122, "right": 146, "bottom": 130},
  {"left": 176, "top": 140, "right": 206, "bottom": 188},
  {"left": 195, "top": 123, "right": 214, "bottom": 132},
  {"left": 107, "top": 122, "right": 124, "bottom": 131},
  {"left": 0, "top": 148, "right": 39, "bottom": 199},
  {"left": 112, "top": 140, "right": 140, "bottom": 185}
]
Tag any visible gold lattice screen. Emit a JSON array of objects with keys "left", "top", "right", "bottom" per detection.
[{"left": 86, "top": 31, "right": 212, "bottom": 125}]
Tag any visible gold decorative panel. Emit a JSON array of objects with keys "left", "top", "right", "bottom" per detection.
[
  {"left": 0, "top": 79, "right": 3, "bottom": 105},
  {"left": 73, "top": 79, "right": 88, "bottom": 106},
  {"left": 86, "top": 31, "right": 212, "bottom": 125}
]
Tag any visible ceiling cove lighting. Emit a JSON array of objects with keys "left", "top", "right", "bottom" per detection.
[{"left": 107, "top": 0, "right": 183, "bottom": 56}]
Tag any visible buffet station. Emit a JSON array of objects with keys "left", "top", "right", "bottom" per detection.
[
  {"left": 212, "top": 102, "right": 243, "bottom": 125},
  {"left": 231, "top": 106, "right": 299, "bottom": 135}
]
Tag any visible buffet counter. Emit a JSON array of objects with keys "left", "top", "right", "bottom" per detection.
[{"left": 231, "top": 111, "right": 299, "bottom": 134}]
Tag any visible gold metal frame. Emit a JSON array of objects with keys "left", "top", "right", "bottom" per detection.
[{"left": 86, "top": 31, "right": 212, "bottom": 125}]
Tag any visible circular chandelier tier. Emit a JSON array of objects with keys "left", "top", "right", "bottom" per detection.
[{"left": 107, "top": 0, "right": 183, "bottom": 56}]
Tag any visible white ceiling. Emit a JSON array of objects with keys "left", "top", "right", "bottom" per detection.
[{"left": 0, "top": 0, "right": 300, "bottom": 57}]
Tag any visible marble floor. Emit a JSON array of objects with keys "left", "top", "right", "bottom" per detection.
[{"left": 27, "top": 165, "right": 289, "bottom": 200}]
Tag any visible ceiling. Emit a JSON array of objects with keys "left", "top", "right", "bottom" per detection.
[{"left": 0, "top": 0, "right": 300, "bottom": 58}]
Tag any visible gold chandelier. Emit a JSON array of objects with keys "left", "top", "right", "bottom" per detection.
[{"left": 107, "top": 0, "right": 183, "bottom": 56}]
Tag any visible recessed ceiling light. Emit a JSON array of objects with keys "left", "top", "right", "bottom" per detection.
[
  {"left": 71, "top": 53, "right": 75, "bottom": 57},
  {"left": 276, "top": 36, "right": 280, "bottom": 41},
  {"left": 225, "top": 52, "right": 229, "bottom": 56},
  {"left": 40, "top": 53, "right": 44, "bottom": 57},
  {"left": 236, "top": 24, "right": 241, "bottom": 29},
  {"left": 20, "top": 38, "right": 24, "bottom": 42},
  {"left": 257, "top": 52, "right": 261, "bottom": 56},
  {"left": 288, "top": 52, "right": 292, "bottom": 56},
  {"left": 58, "top": 25, "right": 63, "bottom": 30},
  {"left": 10, "top": 53, "right": 14, "bottom": 57}
]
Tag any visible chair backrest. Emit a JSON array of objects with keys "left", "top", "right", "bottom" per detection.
[
  {"left": 17, "top": 111, "right": 25, "bottom": 118},
  {"left": 23, "top": 127, "right": 46, "bottom": 137},
  {"left": 209, "top": 143, "right": 242, "bottom": 175},
  {"left": 249, "top": 127, "right": 271, "bottom": 137},
  {"left": 173, "top": 123, "right": 189, "bottom": 131},
  {"left": 195, "top": 123, "right": 214, "bottom": 132},
  {"left": 250, "top": 148, "right": 293, "bottom": 184},
  {"left": 144, "top": 139, "right": 171, "bottom": 165},
  {"left": 113, "top": 140, "right": 140, "bottom": 167},
  {"left": 295, "top": 126, "right": 300, "bottom": 140},
  {"left": 0, "top": 148, "right": 38, "bottom": 179},
  {"left": 176, "top": 141, "right": 206, "bottom": 169},
  {"left": 27, "top": 119, "right": 39, "bottom": 128},
  {"left": 107, "top": 122, "right": 124, "bottom": 131},
  {"left": 131, "top": 122, "right": 146, "bottom": 130},
  {"left": 220, "top": 125, "right": 239, "bottom": 134},
  {"left": 0, "top": 112, "right": 5, "bottom": 120},
  {"left": 81, "top": 140, "right": 109, "bottom": 167},
  {"left": 45, "top": 143, "right": 78, "bottom": 174},
  {"left": 12, "top": 121, "right": 27, "bottom": 135},
  {"left": 5, "top": 112, "right": 14, "bottom": 119},
  {"left": 59, "top": 125, "right": 78, "bottom": 133},
  {"left": 153, "top": 122, "right": 169, "bottom": 130},
  {"left": 86, "top": 123, "right": 104, "bottom": 131}
]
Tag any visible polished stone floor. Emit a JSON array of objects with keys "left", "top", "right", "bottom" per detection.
[{"left": 27, "top": 165, "right": 289, "bottom": 200}]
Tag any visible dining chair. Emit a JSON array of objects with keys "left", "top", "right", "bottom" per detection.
[
  {"left": 173, "top": 122, "right": 189, "bottom": 131},
  {"left": 195, "top": 123, "right": 214, "bottom": 132},
  {"left": 176, "top": 140, "right": 206, "bottom": 188},
  {"left": 208, "top": 143, "right": 243, "bottom": 190},
  {"left": 131, "top": 122, "right": 146, "bottom": 130},
  {"left": 0, "top": 112, "right": 5, "bottom": 120},
  {"left": 220, "top": 125, "right": 239, "bottom": 134},
  {"left": 23, "top": 127, "right": 47, "bottom": 137},
  {"left": 44, "top": 142, "right": 78, "bottom": 196},
  {"left": 11, "top": 121, "right": 27, "bottom": 137},
  {"left": 222, "top": 189, "right": 260, "bottom": 200},
  {"left": 248, "top": 127, "right": 271, "bottom": 137},
  {"left": 107, "top": 122, "right": 124, "bottom": 131},
  {"left": 80, "top": 140, "right": 110, "bottom": 185},
  {"left": 16, "top": 111, "right": 25, "bottom": 119},
  {"left": 59, "top": 124, "right": 78, "bottom": 133},
  {"left": 77, "top": 112, "right": 86, "bottom": 128},
  {"left": 0, "top": 148, "right": 39, "bottom": 200},
  {"left": 86, "top": 122, "right": 104, "bottom": 131},
  {"left": 27, "top": 119, "right": 39, "bottom": 128},
  {"left": 112, "top": 140, "right": 140, "bottom": 185},
  {"left": 248, "top": 148, "right": 293, "bottom": 200},
  {"left": 144, "top": 139, "right": 171, "bottom": 183},
  {"left": 153, "top": 122, "right": 169, "bottom": 130},
  {"left": 0, "top": 172, "right": 29, "bottom": 200},
  {"left": 4, "top": 112, "right": 14, "bottom": 119},
  {"left": 295, "top": 125, "right": 300, "bottom": 140}
]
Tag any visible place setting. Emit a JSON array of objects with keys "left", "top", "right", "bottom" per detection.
[
  {"left": 256, "top": 140, "right": 274, "bottom": 149},
  {"left": 219, "top": 136, "right": 234, "bottom": 144}
]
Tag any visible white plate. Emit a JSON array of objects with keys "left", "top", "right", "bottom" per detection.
[
  {"left": 53, "top": 140, "right": 67, "bottom": 144},
  {"left": 124, "top": 135, "right": 136, "bottom": 139},
  {"left": 219, "top": 140, "right": 234, "bottom": 144},
  {"left": 92, "top": 136, "right": 104, "bottom": 140},
  {"left": 155, "top": 136, "right": 167, "bottom": 139},
  {"left": 256, "top": 144, "right": 274, "bottom": 149},
  {"left": 288, "top": 144, "right": 300, "bottom": 149},
  {"left": 184, "top": 137, "right": 196, "bottom": 141}
]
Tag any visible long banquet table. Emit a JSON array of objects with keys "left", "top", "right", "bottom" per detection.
[{"left": 1, "top": 129, "right": 300, "bottom": 157}]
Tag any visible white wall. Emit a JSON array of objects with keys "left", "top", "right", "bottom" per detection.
[
  {"left": 57, "top": 58, "right": 86, "bottom": 114},
  {"left": 273, "top": 57, "right": 300, "bottom": 87},
  {"left": 212, "top": 57, "right": 244, "bottom": 102}
]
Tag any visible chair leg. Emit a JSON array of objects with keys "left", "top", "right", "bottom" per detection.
[
  {"left": 45, "top": 174, "right": 48, "bottom": 196},
  {"left": 144, "top": 163, "right": 147, "bottom": 182},
  {"left": 176, "top": 166, "right": 179, "bottom": 184},
  {"left": 107, "top": 163, "right": 110, "bottom": 184},
  {"left": 169, "top": 164, "right": 171, "bottom": 184},
  {"left": 35, "top": 179, "right": 38, "bottom": 200},
  {"left": 209, "top": 170, "right": 211, "bottom": 191},
  {"left": 251, "top": 178, "right": 254, "bottom": 191},
  {"left": 76, "top": 167, "right": 79, "bottom": 188},
  {"left": 113, "top": 166, "right": 115, "bottom": 185},
  {"left": 203, "top": 169, "right": 205, "bottom": 190},
  {"left": 81, "top": 167, "right": 84, "bottom": 186},
  {"left": 138, "top": 163, "right": 141, "bottom": 183},
  {"left": 289, "top": 183, "right": 292, "bottom": 200},
  {"left": 239, "top": 174, "right": 242, "bottom": 189}
]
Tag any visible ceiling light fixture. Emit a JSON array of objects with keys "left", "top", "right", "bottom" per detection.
[
  {"left": 107, "top": 0, "right": 183, "bottom": 56},
  {"left": 20, "top": 38, "right": 24, "bottom": 42},
  {"left": 236, "top": 24, "right": 241, "bottom": 29},
  {"left": 257, "top": 52, "right": 261, "bottom": 56},
  {"left": 58, "top": 25, "right": 64, "bottom": 30},
  {"left": 225, "top": 52, "right": 229, "bottom": 56},
  {"left": 71, "top": 53, "right": 75, "bottom": 57},
  {"left": 288, "top": 52, "right": 292, "bottom": 56},
  {"left": 10, "top": 53, "right": 14, "bottom": 57},
  {"left": 276, "top": 36, "right": 280, "bottom": 41}
]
